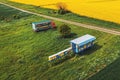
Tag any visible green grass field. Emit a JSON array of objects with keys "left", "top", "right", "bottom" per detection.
[
  {"left": 1, "top": 0, "right": 120, "bottom": 31},
  {"left": 88, "top": 57, "right": 120, "bottom": 80},
  {"left": 0, "top": 4, "right": 120, "bottom": 80}
]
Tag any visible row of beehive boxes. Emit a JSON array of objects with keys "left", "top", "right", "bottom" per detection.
[
  {"left": 77, "top": 41, "right": 95, "bottom": 52},
  {"left": 49, "top": 47, "right": 72, "bottom": 61}
]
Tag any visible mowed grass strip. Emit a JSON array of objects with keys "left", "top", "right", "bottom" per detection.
[
  {"left": 10, "top": 0, "right": 120, "bottom": 24},
  {"left": 0, "top": 4, "right": 120, "bottom": 80}
]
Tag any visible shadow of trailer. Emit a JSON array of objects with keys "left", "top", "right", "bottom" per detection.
[{"left": 32, "top": 20, "right": 56, "bottom": 32}]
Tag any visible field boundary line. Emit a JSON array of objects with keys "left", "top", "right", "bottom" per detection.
[{"left": 0, "top": 2, "right": 120, "bottom": 35}]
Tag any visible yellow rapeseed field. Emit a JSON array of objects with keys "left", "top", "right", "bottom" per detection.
[{"left": 10, "top": 0, "right": 120, "bottom": 23}]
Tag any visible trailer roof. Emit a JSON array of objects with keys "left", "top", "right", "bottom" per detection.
[
  {"left": 49, "top": 47, "right": 72, "bottom": 58},
  {"left": 32, "top": 20, "right": 51, "bottom": 24},
  {"left": 70, "top": 34, "right": 96, "bottom": 46}
]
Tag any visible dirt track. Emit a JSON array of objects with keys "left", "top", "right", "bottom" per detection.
[{"left": 1, "top": 2, "right": 120, "bottom": 35}]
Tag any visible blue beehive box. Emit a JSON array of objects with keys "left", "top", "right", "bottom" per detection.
[{"left": 70, "top": 34, "right": 96, "bottom": 53}]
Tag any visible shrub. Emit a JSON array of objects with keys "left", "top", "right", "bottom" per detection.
[
  {"left": 13, "top": 14, "right": 21, "bottom": 19},
  {"left": 56, "top": 2, "right": 69, "bottom": 14},
  {"left": 58, "top": 24, "right": 71, "bottom": 38},
  {"left": 0, "top": 16, "right": 5, "bottom": 20}
]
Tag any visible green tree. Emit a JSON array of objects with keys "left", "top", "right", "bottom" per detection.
[{"left": 59, "top": 24, "right": 71, "bottom": 38}]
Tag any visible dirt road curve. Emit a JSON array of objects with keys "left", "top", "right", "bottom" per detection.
[{"left": 1, "top": 2, "right": 120, "bottom": 35}]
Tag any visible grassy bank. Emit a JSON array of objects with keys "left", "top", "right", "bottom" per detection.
[
  {"left": 0, "top": 0, "right": 120, "bottom": 31},
  {"left": 0, "top": 4, "right": 120, "bottom": 80},
  {"left": 88, "top": 57, "right": 120, "bottom": 80}
]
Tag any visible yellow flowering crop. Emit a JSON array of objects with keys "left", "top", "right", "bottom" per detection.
[{"left": 11, "top": 0, "right": 120, "bottom": 24}]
